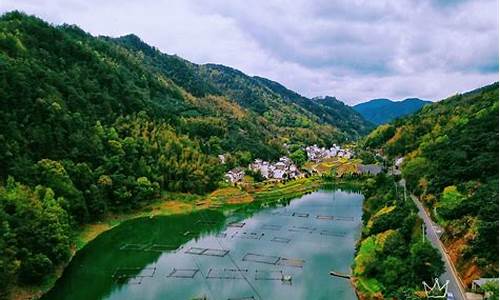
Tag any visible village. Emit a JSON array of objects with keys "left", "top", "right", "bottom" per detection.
[{"left": 223, "top": 144, "right": 364, "bottom": 184}]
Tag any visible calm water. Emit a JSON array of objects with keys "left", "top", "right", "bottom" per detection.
[{"left": 43, "top": 189, "right": 363, "bottom": 300}]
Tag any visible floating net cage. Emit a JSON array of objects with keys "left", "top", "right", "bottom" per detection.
[
  {"left": 206, "top": 268, "right": 249, "bottom": 280},
  {"left": 242, "top": 253, "right": 280, "bottom": 265},
  {"left": 183, "top": 230, "right": 197, "bottom": 237},
  {"left": 227, "top": 297, "right": 256, "bottom": 300},
  {"left": 270, "top": 211, "right": 293, "bottom": 217},
  {"left": 196, "top": 220, "right": 219, "bottom": 226},
  {"left": 254, "top": 270, "right": 284, "bottom": 280},
  {"left": 228, "top": 222, "right": 246, "bottom": 228},
  {"left": 319, "top": 230, "right": 347, "bottom": 238},
  {"left": 185, "top": 247, "right": 230, "bottom": 257},
  {"left": 288, "top": 226, "right": 316, "bottom": 233},
  {"left": 292, "top": 212, "right": 309, "bottom": 218},
  {"left": 119, "top": 243, "right": 182, "bottom": 253},
  {"left": 112, "top": 267, "right": 156, "bottom": 284},
  {"left": 119, "top": 243, "right": 147, "bottom": 251},
  {"left": 146, "top": 244, "right": 180, "bottom": 253},
  {"left": 316, "top": 215, "right": 334, "bottom": 220},
  {"left": 335, "top": 216, "right": 355, "bottom": 222},
  {"left": 277, "top": 258, "right": 305, "bottom": 268},
  {"left": 166, "top": 268, "right": 199, "bottom": 279},
  {"left": 242, "top": 253, "right": 305, "bottom": 268},
  {"left": 270, "top": 237, "right": 291, "bottom": 244},
  {"left": 233, "top": 231, "right": 265, "bottom": 240},
  {"left": 261, "top": 224, "right": 282, "bottom": 231}
]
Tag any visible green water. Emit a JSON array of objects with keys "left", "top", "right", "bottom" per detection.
[{"left": 43, "top": 189, "right": 363, "bottom": 300}]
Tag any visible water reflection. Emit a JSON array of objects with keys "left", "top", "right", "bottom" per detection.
[{"left": 44, "top": 189, "right": 363, "bottom": 300}]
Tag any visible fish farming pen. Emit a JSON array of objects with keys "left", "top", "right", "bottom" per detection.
[
  {"left": 166, "top": 268, "right": 200, "bottom": 279},
  {"left": 227, "top": 297, "right": 256, "bottom": 300},
  {"left": 112, "top": 267, "right": 157, "bottom": 284},
  {"left": 145, "top": 244, "right": 181, "bottom": 253},
  {"left": 205, "top": 268, "right": 249, "bottom": 280},
  {"left": 292, "top": 212, "right": 309, "bottom": 218},
  {"left": 232, "top": 231, "right": 265, "bottom": 240},
  {"left": 270, "top": 211, "right": 293, "bottom": 217},
  {"left": 277, "top": 257, "right": 305, "bottom": 268},
  {"left": 119, "top": 243, "right": 148, "bottom": 251},
  {"left": 242, "top": 253, "right": 305, "bottom": 268},
  {"left": 185, "top": 247, "right": 230, "bottom": 257},
  {"left": 288, "top": 225, "right": 316, "bottom": 233},
  {"left": 319, "top": 230, "right": 347, "bottom": 238},
  {"left": 270, "top": 237, "right": 291, "bottom": 244},
  {"left": 196, "top": 220, "right": 219, "bottom": 225},
  {"left": 316, "top": 215, "right": 334, "bottom": 220},
  {"left": 228, "top": 222, "right": 246, "bottom": 228},
  {"left": 254, "top": 270, "right": 284, "bottom": 280},
  {"left": 261, "top": 224, "right": 282, "bottom": 231},
  {"left": 242, "top": 253, "right": 281, "bottom": 265},
  {"left": 335, "top": 216, "right": 355, "bottom": 221}
]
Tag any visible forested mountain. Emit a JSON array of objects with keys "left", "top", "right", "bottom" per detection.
[
  {"left": 363, "top": 83, "right": 499, "bottom": 281},
  {"left": 251, "top": 78, "right": 373, "bottom": 136},
  {"left": 0, "top": 11, "right": 368, "bottom": 296},
  {"left": 353, "top": 97, "right": 431, "bottom": 124},
  {"left": 112, "top": 34, "right": 372, "bottom": 137}
]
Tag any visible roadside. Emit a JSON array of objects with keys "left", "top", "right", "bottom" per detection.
[{"left": 401, "top": 179, "right": 468, "bottom": 300}]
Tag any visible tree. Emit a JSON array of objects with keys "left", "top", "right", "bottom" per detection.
[
  {"left": 19, "top": 253, "right": 53, "bottom": 284},
  {"left": 402, "top": 157, "right": 430, "bottom": 195},
  {"left": 410, "top": 241, "right": 444, "bottom": 284},
  {"left": 289, "top": 149, "right": 307, "bottom": 167}
]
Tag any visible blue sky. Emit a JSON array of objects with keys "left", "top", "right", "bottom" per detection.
[{"left": 1, "top": 0, "right": 498, "bottom": 104}]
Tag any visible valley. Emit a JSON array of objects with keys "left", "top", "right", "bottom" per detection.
[{"left": 0, "top": 9, "right": 498, "bottom": 300}]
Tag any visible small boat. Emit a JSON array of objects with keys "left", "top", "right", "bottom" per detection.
[
  {"left": 329, "top": 271, "right": 351, "bottom": 279},
  {"left": 281, "top": 274, "right": 292, "bottom": 285}
]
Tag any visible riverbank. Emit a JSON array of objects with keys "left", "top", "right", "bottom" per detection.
[{"left": 10, "top": 176, "right": 323, "bottom": 300}]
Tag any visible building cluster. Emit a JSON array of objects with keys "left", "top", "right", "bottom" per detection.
[
  {"left": 305, "top": 144, "right": 353, "bottom": 162},
  {"left": 224, "top": 167, "right": 245, "bottom": 183},
  {"left": 224, "top": 156, "right": 303, "bottom": 184},
  {"left": 224, "top": 144, "right": 358, "bottom": 184},
  {"left": 248, "top": 157, "right": 301, "bottom": 181}
]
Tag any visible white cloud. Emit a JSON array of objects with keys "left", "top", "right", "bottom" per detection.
[{"left": 1, "top": 0, "right": 498, "bottom": 104}]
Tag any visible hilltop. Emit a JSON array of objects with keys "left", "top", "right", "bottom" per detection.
[{"left": 353, "top": 97, "right": 432, "bottom": 124}]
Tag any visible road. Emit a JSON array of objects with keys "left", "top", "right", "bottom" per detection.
[{"left": 400, "top": 180, "right": 467, "bottom": 300}]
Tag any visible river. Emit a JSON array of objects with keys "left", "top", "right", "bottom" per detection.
[{"left": 43, "top": 188, "right": 363, "bottom": 300}]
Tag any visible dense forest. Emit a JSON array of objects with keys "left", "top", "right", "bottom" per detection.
[
  {"left": 0, "top": 11, "right": 370, "bottom": 297},
  {"left": 363, "top": 83, "right": 499, "bottom": 281}
]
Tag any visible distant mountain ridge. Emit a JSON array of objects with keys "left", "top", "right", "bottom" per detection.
[{"left": 353, "top": 97, "right": 432, "bottom": 124}]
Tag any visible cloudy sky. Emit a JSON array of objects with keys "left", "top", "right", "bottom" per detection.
[{"left": 1, "top": 0, "right": 498, "bottom": 104}]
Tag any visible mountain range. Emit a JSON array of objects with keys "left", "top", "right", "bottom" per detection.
[{"left": 353, "top": 97, "right": 432, "bottom": 125}]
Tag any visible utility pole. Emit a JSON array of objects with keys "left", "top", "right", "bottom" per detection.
[{"left": 422, "top": 224, "right": 425, "bottom": 242}]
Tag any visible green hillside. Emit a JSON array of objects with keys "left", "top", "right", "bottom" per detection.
[
  {"left": 113, "top": 34, "right": 372, "bottom": 138},
  {"left": 0, "top": 11, "right": 368, "bottom": 296},
  {"left": 363, "top": 83, "right": 499, "bottom": 280}
]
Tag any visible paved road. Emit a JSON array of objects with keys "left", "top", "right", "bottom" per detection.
[{"left": 400, "top": 180, "right": 467, "bottom": 300}]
